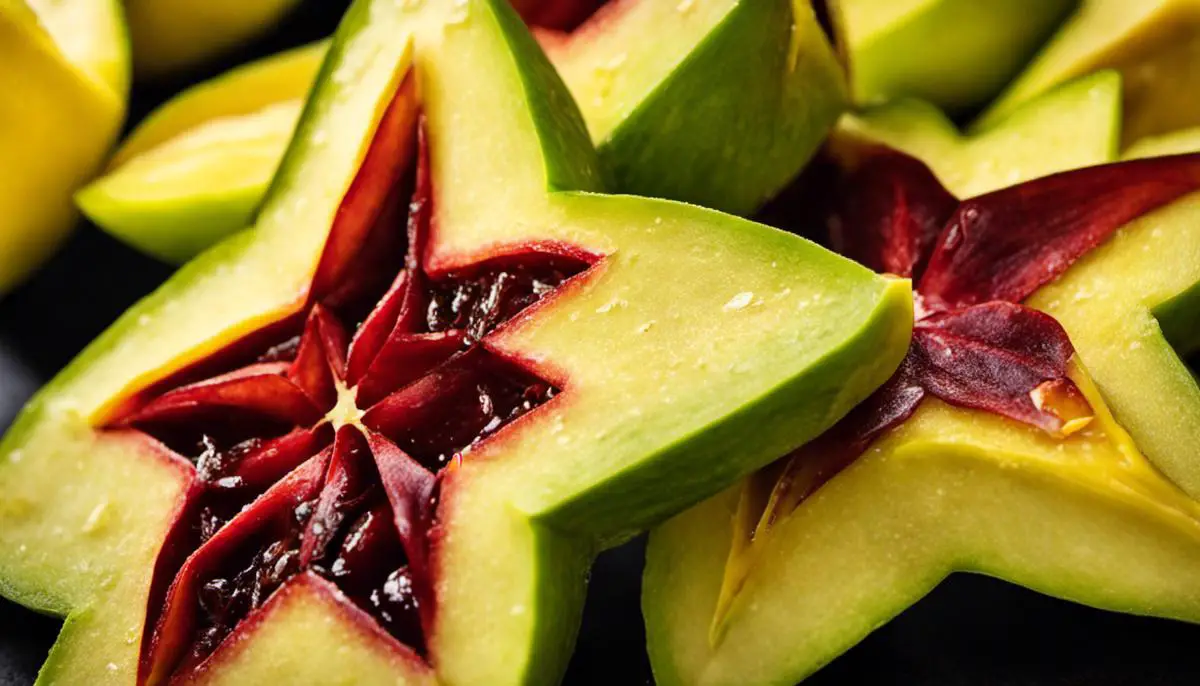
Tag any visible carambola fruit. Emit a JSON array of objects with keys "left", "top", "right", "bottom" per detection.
[
  {"left": 0, "top": 1, "right": 911, "bottom": 683},
  {"left": 0, "top": 0, "right": 128, "bottom": 293},
  {"left": 78, "top": 0, "right": 845, "bottom": 263},
  {"left": 827, "top": 0, "right": 1075, "bottom": 111},
  {"left": 645, "top": 141, "right": 1200, "bottom": 684},
  {"left": 978, "top": 0, "right": 1200, "bottom": 146},
  {"left": 835, "top": 70, "right": 1121, "bottom": 198}
]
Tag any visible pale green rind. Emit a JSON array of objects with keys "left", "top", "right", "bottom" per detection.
[
  {"left": 831, "top": 0, "right": 1075, "bottom": 111},
  {"left": 840, "top": 70, "right": 1122, "bottom": 197},
  {"left": 586, "top": 0, "right": 847, "bottom": 215},
  {"left": 645, "top": 401, "right": 1200, "bottom": 686},
  {"left": 2, "top": 1, "right": 911, "bottom": 685}
]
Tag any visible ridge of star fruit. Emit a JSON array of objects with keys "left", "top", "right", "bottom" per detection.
[
  {"left": 743, "top": 145, "right": 1200, "bottom": 547},
  {"left": 104, "top": 97, "right": 594, "bottom": 683}
]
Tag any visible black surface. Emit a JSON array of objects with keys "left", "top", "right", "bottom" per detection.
[{"left": 4, "top": 3, "right": 1200, "bottom": 684}]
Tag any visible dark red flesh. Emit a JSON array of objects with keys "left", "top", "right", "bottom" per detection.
[
  {"left": 757, "top": 147, "right": 1200, "bottom": 513},
  {"left": 111, "top": 109, "right": 592, "bottom": 683},
  {"left": 511, "top": 0, "right": 610, "bottom": 33}
]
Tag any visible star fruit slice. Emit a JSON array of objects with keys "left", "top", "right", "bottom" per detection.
[
  {"left": 833, "top": 70, "right": 1122, "bottom": 198},
  {"left": 826, "top": 0, "right": 1075, "bottom": 111},
  {"left": 0, "top": 1, "right": 910, "bottom": 684},
  {"left": 0, "top": 0, "right": 128, "bottom": 293},
  {"left": 977, "top": 0, "right": 1200, "bottom": 146},
  {"left": 78, "top": 0, "right": 845, "bottom": 263},
  {"left": 644, "top": 145, "right": 1200, "bottom": 684}
]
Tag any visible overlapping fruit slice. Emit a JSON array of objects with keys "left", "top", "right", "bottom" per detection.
[
  {"left": 109, "top": 126, "right": 591, "bottom": 681},
  {"left": 79, "top": 0, "right": 843, "bottom": 263},
  {"left": 0, "top": 2, "right": 911, "bottom": 684},
  {"left": 645, "top": 146, "right": 1200, "bottom": 685},
  {"left": 744, "top": 147, "right": 1200, "bottom": 528}
]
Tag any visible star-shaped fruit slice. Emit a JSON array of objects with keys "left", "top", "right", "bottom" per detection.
[
  {"left": 79, "top": 0, "right": 844, "bottom": 262},
  {"left": 833, "top": 70, "right": 1121, "bottom": 198},
  {"left": 0, "top": 0, "right": 127, "bottom": 293},
  {"left": 0, "top": 1, "right": 910, "bottom": 684},
  {"left": 645, "top": 145, "right": 1200, "bottom": 685},
  {"left": 978, "top": 0, "right": 1200, "bottom": 145}
]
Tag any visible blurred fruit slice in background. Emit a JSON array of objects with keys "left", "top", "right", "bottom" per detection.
[
  {"left": 81, "top": 0, "right": 845, "bottom": 264},
  {"left": 0, "top": 0, "right": 128, "bottom": 294},
  {"left": 977, "top": 0, "right": 1200, "bottom": 146},
  {"left": 124, "top": 0, "right": 302, "bottom": 78},
  {"left": 827, "top": 0, "right": 1075, "bottom": 112},
  {"left": 77, "top": 41, "right": 324, "bottom": 263}
]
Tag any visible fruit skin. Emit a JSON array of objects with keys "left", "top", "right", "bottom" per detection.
[
  {"left": 0, "top": 0, "right": 128, "bottom": 293},
  {"left": 827, "top": 0, "right": 1075, "bottom": 112},
  {"left": 645, "top": 375, "right": 1200, "bottom": 686},
  {"left": 977, "top": 0, "right": 1200, "bottom": 146},
  {"left": 545, "top": 0, "right": 846, "bottom": 215},
  {"left": 124, "top": 0, "right": 301, "bottom": 78},
  {"left": 0, "top": 1, "right": 912, "bottom": 684},
  {"left": 835, "top": 71, "right": 1122, "bottom": 198},
  {"left": 80, "top": 0, "right": 845, "bottom": 263}
]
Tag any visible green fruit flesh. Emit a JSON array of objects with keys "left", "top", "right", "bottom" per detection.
[
  {"left": 646, "top": 390, "right": 1200, "bottom": 686},
  {"left": 837, "top": 70, "right": 1121, "bottom": 197},
  {"left": 644, "top": 65, "right": 1200, "bottom": 684},
  {"left": 81, "top": 0, "right": 845, "bottom": 262},
  {"left": 1, "top": 1, "right": 911, "bottom": 684},
  {"left": 830, "top": 0, "right": 1075, "bottom": 111},
  {"left": 978, "top": 0, "right": 1200, "bottom": 146}
]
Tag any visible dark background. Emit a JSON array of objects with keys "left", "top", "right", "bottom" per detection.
[{"left": 3, "top": 3, "right": 1200, "bottom": 684}]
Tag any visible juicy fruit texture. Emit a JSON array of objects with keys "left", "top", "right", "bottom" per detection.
[
  {"left": 979, "top": 0, "right": 1200, "bottom": 146},
  {"left": 0, "top": 1, "right": 911, "bottom": 684},
  {"left": 835, "top": 71, "right": 1122, "bottom": 197},
  {"left": 81, "top": 0, "right": 846, "bottom": 264},
  {"left": 119, "top": 131, "right": 589, "bottom": 681},
  {"left": 0, "top": 0, "right": 128, "bottom": 293},
  {"left": 124, "top": 0, "right": 302, "bottom": 77},
  {"left": 827, "top": 0, "right": 1075, "bottom": 111},
  {"left": 644, "top": 148, "right": 1200, "bottom": 685}
]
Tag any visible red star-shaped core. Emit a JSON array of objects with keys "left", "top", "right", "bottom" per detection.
[
  {"left": 755, "top": 145, "right": 1200, "bottom": 508},
  {"left": 105, "top": 107, "right": 593, "bottom": 683}
]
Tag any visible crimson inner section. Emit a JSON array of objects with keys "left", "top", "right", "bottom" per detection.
[{"left": 108, "top": 114, "right": 592, "bottom": 682}]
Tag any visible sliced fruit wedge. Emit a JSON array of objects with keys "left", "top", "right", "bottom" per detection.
[
  {"left": 826, "top": 0, "right": 1075, "bottom": 111},
  {"left": 977, "top": 0, "right": 1200, "bottom": 145},
  {"left": 1125, "top": 126, "right": 1200, "bottom": 160},
  {"left": 834, "top": 70, "right": 1121, "bottom": 197},
  {"left": 0, "top": 1, "right": 910, "bottom": 684},
  {"left": 80, "top": 0, "right": 844, "bottom": 263},
  {"left": 0, "top": 0, "right": 128, "bottom": 292},
  {"left": 124, "top": 0, "right": 302, "bottom": 78},
  {"left": 646, "top": 145, "right": 1200, "bottom": 684}
]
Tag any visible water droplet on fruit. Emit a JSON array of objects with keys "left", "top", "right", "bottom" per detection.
[
  {"left": 6, "top": 450, "right": 22, "bottom": 463},
  {"left": 723, "top": 292, "right": 754, "bottom": 312},
  {"left": 106, "top": 663, "right": 119, "bottom": 673},
  {"left": 676, "top": 0, "right": 696, "bottom": 13},
  {"left": 82, "top": 500, "right": 110, "bottom": 535},
  {"left": 510, "top": 604, "right": 526, "bottom": 615},
  {"left": 636, "top": 320, "right": 656, "bottom": 334},
  {"left": 312, "top": 128, "right": 328, "bottom": 146}
]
